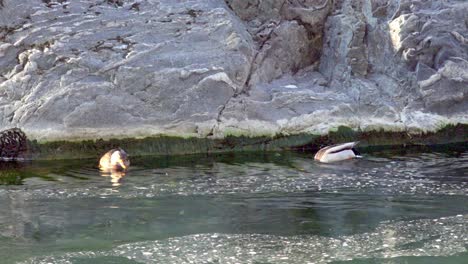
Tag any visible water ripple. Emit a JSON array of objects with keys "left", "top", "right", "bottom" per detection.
[
  {"left": 1, "top": 151, "right": 467, "bottom": 199},
  {"left": 1, "top": 150, "right": 467, "bottom": 263},
  {"left": 19, "top": 214, "right": 468, "bottom": 264}
]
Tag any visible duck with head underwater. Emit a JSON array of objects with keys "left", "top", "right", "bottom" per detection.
[
  {"left": 99, "top": 148, "right": 130, "bottom": 171},
  {"left": 314, "top": 142, "right": 361, "bottom": 163}
]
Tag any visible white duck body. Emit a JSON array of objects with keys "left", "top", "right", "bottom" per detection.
[{"left": 314, "top": 142, "right": 359, "bottom": 163}]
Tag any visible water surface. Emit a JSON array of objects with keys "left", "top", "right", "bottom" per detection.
[{"left": 0, "top": 147, "right": 467, "bottom": 263}]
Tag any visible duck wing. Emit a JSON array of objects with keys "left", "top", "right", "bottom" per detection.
[
  {"left": 314, "top": 142, "right": 358, "bottom": 161},
  {"left": 325, "top": 142, "right": 358, "bottom": 154}
]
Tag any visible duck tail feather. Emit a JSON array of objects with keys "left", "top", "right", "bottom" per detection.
[{"left": 351, "top": 147, "right": 361, "bottom": 156}]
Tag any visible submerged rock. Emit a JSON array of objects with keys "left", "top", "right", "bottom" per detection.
[{"left": 0, "top": 0, "right": 466, "bottom": 141}]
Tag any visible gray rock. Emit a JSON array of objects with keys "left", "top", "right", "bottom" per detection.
[
  {"left": 248, "top": 20, "right": 315, "bottom": 86},
  {"left": 0, "top": 0, "right": 466, "bottom": 141},
  {"left": 0, "top": 0, "right": 254, "bottom": 139}
]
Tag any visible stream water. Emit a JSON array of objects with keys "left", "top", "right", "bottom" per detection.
[{"left": 0, "top": 147, "right": 467, "bottom": 263}]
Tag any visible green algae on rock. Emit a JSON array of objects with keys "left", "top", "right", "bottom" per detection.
[{"left": 25, "top": 124, "right": 467, "bottom": 160}]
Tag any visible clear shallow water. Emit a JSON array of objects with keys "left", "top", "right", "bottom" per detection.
[{"left": 0, "top": 148, "right": 467, "bottom": 263}]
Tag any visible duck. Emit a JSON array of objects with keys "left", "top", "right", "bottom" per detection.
[
  {"left": 314, "top": 142, "right": 361, "bottom": 163},
  {"left": 99, "top": 148, "right": 130, "bottom": 171}
]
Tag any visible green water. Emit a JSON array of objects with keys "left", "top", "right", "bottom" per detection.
[{"left": 0, "top": 148, "right": 467, "bottom": 263}]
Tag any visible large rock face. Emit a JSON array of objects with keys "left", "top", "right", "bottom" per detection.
[{"left": 0, "top": 0, "right": 466, "bottom": 141}]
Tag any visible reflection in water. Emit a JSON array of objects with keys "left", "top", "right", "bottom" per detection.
[
  {"left": 0, "top": 147, "right": 467, "bottom": 263},
  {"left": 100, "top": 169, "right": 127, "bottom": 187},
  {"left": 0, "top": 162, "right": 24, "bottom": 185}
]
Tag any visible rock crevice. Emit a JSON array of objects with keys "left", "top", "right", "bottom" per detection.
[{"left": 0, "top": 0, "right": 466, "bottom": 141}]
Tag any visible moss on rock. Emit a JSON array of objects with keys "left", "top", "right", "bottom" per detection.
[{"left": 25, "top": 124, "right": 467, "bottom": 160}]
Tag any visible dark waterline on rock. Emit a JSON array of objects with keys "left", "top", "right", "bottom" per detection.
[
  {"left": 22, "top": 124, "right": 468, "bottom": 160},
  {"left": 0, "top": 147, "right": 467, "bottom": 263}
]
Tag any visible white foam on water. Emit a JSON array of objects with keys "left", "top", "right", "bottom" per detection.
[{"left": 20, "top": 214, "right": 467, "bottom": 264}]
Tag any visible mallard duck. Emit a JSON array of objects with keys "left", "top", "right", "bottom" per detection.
[
  {"left": 99, "top": 148, "right": 130, "bottom": 171},
  {"left": 314, "top": 142, "right": 360, "bottom": 163}
]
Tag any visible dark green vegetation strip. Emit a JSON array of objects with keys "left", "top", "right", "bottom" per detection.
[{"left": 25, "top": 124, "right": 468, "bottom": 160}]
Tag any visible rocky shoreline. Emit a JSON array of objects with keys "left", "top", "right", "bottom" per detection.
[
  {"left": 22, "top": 124, "right": 466, "bottom": 160},
  {"left": 0, "top": 0, "right": 467, "bottom": 147}
]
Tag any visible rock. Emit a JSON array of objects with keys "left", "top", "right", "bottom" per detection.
[
  {"left": 218, "top": 0, "right": 467, "bottom": 137},
  {"left": 416, "top": 60, "right": 468, "bottom": 115},
  {"left": 388, "top": 1, "right": 468, "bottom": 117},
  {"left": 0, "top": 0, "right": 466, "bottom": 142},
  {"left": 0, "top": 0, "right": 254, "bottom": 139},
  {"left": 248, "top": 20, "right": 315, "bottom": 86},
  {"left": 0, "top": 128, "right": 28, "bottom": 159},
  {"left": 226, "top": 0, "right": 331, "bottom": 86}
]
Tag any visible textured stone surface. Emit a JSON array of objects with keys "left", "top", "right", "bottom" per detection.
[
  {"left": 0, "top": 0, "right": 467, "bottom": 141},
  {"left": 0, "top": 0, "right": 254, "bottom": 140},
  {"left": 218, "top": 0, "right": 467, "bottom": 137}
]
